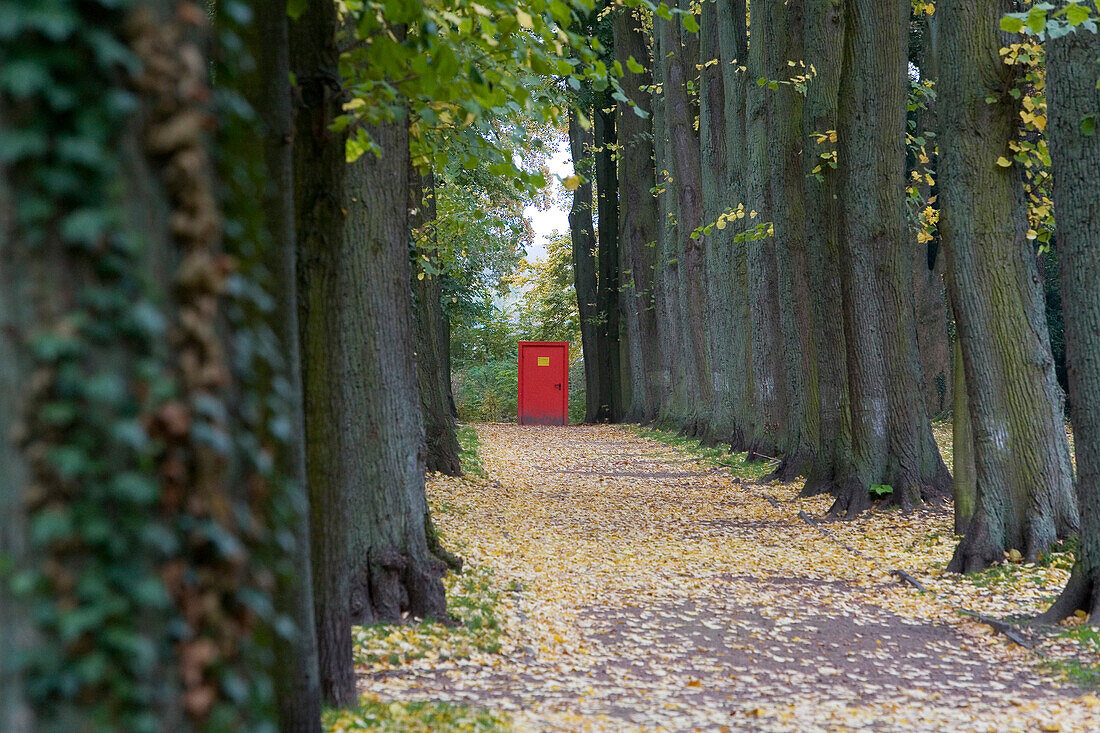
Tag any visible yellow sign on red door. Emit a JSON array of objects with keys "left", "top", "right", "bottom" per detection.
[{"left": 537, "top": 356, "right": 550, "bottom": 366}]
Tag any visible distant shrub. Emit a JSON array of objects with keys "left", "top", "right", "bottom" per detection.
[{"left": 454, "top": 359, "right": 519, "bottom": 423}]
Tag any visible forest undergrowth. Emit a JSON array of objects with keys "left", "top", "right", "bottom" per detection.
[{"left": 327, "top": 424, "right": 1100, "bottom": 732}]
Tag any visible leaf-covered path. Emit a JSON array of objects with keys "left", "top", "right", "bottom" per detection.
[{"left": 357, "top": 425, "right": 1100, "bottom": 731}]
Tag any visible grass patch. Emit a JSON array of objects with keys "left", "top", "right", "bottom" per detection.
[
  {"left": 629, "top": 426, "right": 773, "bottom": 482},
  {"left": 457, "top": 424, "right": 487, "bottom": 477},
  {"left": 325, "top": 697, "right": 512, "bottom": 732},
  {"left": 353, "top": 564, "right": 507, "bottom": 667},
  {"left": 1045, "top": 626, "right": 1100, "bottom": 689}
]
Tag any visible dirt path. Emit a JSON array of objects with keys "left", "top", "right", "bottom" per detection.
[{"left": 358, "top": 424, "right": 1100, "bottom": 731}]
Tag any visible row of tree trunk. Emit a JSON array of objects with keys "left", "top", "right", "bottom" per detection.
[{"left": 596, "top": 0, "right": 1089, "bottom": 595}]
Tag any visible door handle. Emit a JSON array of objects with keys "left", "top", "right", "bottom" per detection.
[{"left": 555, "top": 383, "right": 562, "bottom": 391}]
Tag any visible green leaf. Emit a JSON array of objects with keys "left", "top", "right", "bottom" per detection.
[
  {"left": 1082, "top": 113, "right": 1097, "bottom": 136},
  {"left": 108, "top": 473, "right": 159, "bottom": 505},
  {"left": 1065, "top": 2, "right": 1091, "bottom": 25},
  {"left": 627, "top": 56, "right": 645, "bottom": 74},
  {"left": 287, "top": 0, "right": 308, "bottom": 20},
  {"left": 1026, "top": 7, "right": 1050, "bottom": 34},
  {"left": 1000, "top": 15, "right": 1026, "bottom": 33}
]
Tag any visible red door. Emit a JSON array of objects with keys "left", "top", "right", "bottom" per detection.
[{"left": 518, "top": 341, "right": 569, "bottom": 425}]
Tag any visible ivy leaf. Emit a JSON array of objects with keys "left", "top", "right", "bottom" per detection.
[
  {"left": 627, "top": 55, "right": 645, "bottom": 74},
  {"left": 1082, "top": 113, "right": 1097, "bottom": 137},
  {"left": 108, "top": 473, "right": 158, "bottom": 505},
  {"left": 287, "top": 0, "right": 308, "bottom": 20},
  {"left": 1065, "top": 2, "right": 1091, "bottom": 25},
  {"left": 1001, "top": 15, "right": 1026, "bottom": 33}
]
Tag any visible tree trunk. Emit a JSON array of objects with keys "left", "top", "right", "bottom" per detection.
[
  {"left": 700, "top": 0, "right": 737, "bottom": 441},
  {"left": 801, "top": 0, "right": 851, "bottom": 496},
  {"left": 767, "top": 0, "right": 818, "bottom": 482},
  {"left": 651, "top": 23, "right": 679, "bottom": 425},
  {"left": 939, "top": 0, "right": 1077, "bottom": 572},
  {"left": 831, "top": 0, "right": 950, "bottom": 516},
  {"left": 568, "top": 109, "right": 603, "bottom": 423},
  {"left": 411, "top": 171, "right": 462, "bottom": 476},
  {"left": 952, "top": 335, "right": 977, "bottom": 535},
  {"left": 245, "top": 0, "right": 322, "bottom": 726},
  {"left": 659, "top": 5, "right": 711, "bottom": 436},
  {"left": 289, "top": 0, "right": 355, "bottom": 704},
  {"left": 614, "top": 7, "right": 661, "bottom": 424},
  {"left": 1040, "top": 23, "right": 1100, "bottom": 621},
  {"left": 941, "top": 0, "right": 1078, "bottom": 572},
  {"left": 343, "top": 119, "right": 448, "bottom": 625},
  {"left": 912, "top": 12, "right": 953, "bottom": 419},
  {"left": 744, "top": 0, "right": 784, "bottom": 459},
  {"left": 718, "top": 0, "right": 752, "bottom": 451},
  {"left": 0, "top": 112, "right": 32, "bottom": 733},
  {"left": 595, "top": 95, "right": 623, "bottom": 422}
]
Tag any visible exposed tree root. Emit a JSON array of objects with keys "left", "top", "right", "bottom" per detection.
[
  {"left": 947, "top": 521, "right": 1007, "bottom": 573},
  {"left": 350, "top": 547, "right": 448, "bottom": 626},
  {"left": 425, "top": 512, "right": 463, "bottom": 572},
  {"left": 764, "top": 449, "right": 813, "bottom": 484},
  {"left": 826, "top": 475, "right": 872, "bottom": 519},
  {"left": 800, "top": 475, "right": 837, "bottom": 498},
  {"left": 1038, "top": 566, "right": 1100, "bottom": 624}
]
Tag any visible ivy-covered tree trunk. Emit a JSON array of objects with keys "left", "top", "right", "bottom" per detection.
[
  {"left": 1041, "top": 23, "right": 1100, "bottom": 621},
  {"left": 744, "top": 0, "right": 784, "bottom": 459},
  {"left": 801, "top": 0, "right": 851, "bottom": 496},
  {"left": 718, "top": 0, "right": 752, "bottom": 451},
  {"left": 613, "top": 7, "right": 661, "bottom": 424},
  {"left": 411, "top": 171, "right": 462, "bottom": 476},
  {"left": 767, "top": 0, "right": 818, "bottom": 482},
  {"left": 289, "top": 0, "right": 354, "bottom": 705},
  {"left": 243, "top": 0, "right": 322, "bottom": 727},
  {"left": 568, "top": 109, "right": 603, "bottom": 423},
  {"left": 0, "top": 119, "right": 31, "bottom": 733},
  {"left": 594, "top": 94, "right": 623, "bottom": 422},
  {"left": 342, "top": 118, "right": 448, "bottom": 625},
  {"left": 831, "top": 0, "right": 950, "bottom": 516},
  {"left": 939, "top": 0, "right": 1077, "bottom": 572}
]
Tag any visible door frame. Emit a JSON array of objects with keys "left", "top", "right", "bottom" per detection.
[{"left": 517, "top": 341, "right": 570, "bottom": 425}]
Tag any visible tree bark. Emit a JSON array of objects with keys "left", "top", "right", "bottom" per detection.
[
  {"left": 411, "top": 171, "right": 462, "bottom": 476},
  {"left": 952, "top": 335, "right": 977, "bottom": 535},
  {"left": 718, "top": 0, "right": 752, "bottom": 451},
  {"left": 651, "top": 22, "right": 679, "bottom": 425},
  {"left": 939, "top": 0, "right": 1077, "bottom": 572},
  {"left": 614, "top": 7, "right": 661, "bottom": 424},
  {"left": 595, "top": 94, "right": 623, "bottom": 422},
  {"left": 831, "top": 0, "right": 950, "bottom": 516},
  {"left": 289, "top": 0, "right": 355, "bottom": 704},
  {"left": 700, "top": 0, "right": 737, "bottom": 441},
  {"left": 343, "top": 118, "right": 448, "bottom": 626},
  {"left": 767, "top": 0, "right": 818, "bottom": 482},
  {"left": 245, "top": 0, "right": 322, "bottom": 726},
  {"left": 744, "top": 0, "right": 784, "bottom": 459},
  {"left": 568, "top": 109, "right": 603, "bottom": 423},
  {"left": 659, "top": 4, "right": 712, "bottom": 436},
  {"left": 1040, "top": 23, "right": 1100, "bottom": 621},
  {"left": 801, "top": 0, "right": 851, "bottom": 496}
]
